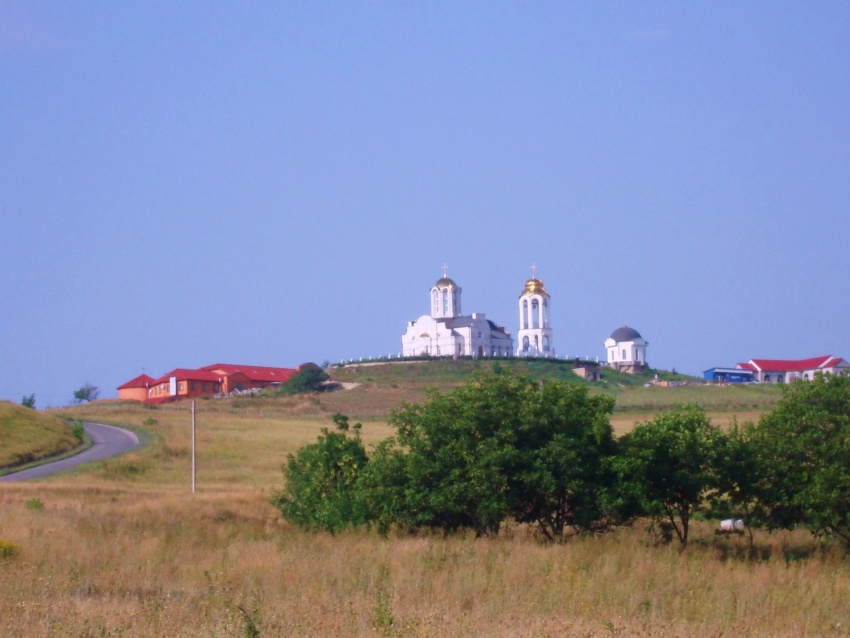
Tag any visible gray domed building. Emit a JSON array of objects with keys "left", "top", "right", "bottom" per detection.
[{"left": 604, "top": 325, "right": 648, "bottom": 373}]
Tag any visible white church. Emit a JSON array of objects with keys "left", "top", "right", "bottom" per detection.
[
  {"left": 402, "top": 268, "right": 557, "bottom": 359},
  {"left": 401, "top": 271, "right": 515, "bottom": 358},
  {"left": 401, "top": 268, "right": 648, "bottom": 371}
]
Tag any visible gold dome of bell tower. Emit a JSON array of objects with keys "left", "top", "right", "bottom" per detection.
[{"left": 521, "top": 277, "right": 548, "bottom": 297}]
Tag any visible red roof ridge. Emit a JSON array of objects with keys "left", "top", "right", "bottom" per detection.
[
  {"left": 746, "top": 356, "right": 844, "bottom": 372},
  {"left": 117, "top": 373, "right": 156, "bottom": 390}
]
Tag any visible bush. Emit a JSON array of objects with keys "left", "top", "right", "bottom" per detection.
[
  {"left": 617, "top": 404, "right": 722, "bottom": 547},
  {"left": 0, "top": 539, "right": 17, "bottom": 558},
  {"left": 359, "top": 372, "right": 625, "bottom": 539},
  {"left": 271, "top": 414, "right": 368, "bottom": 533},
  {"left": 71, "top": 420, "right": 85, "bottom": 443},
  {"left": 756, "top": 373, "right": 850, "bottom": 545},
  {"left": 277, "top": 364, "right": 330, "bottom": 395}
]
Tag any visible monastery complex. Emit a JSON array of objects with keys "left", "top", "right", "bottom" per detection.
[
  {"left": 114, "top": 268, "right": 848, "bottom": 402},
  {"left": 401, "top": 268, "right": 646, "bottom": 370}
]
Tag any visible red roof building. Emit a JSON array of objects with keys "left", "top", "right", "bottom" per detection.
[
  {"left": 201, "top": 363, "right": 296, "bottom": 393},
  {"left": 116, "top": 374, "right": 156, "bottom": 402},
  {"left": 736, "top": 356, "right": 849, "bottom": 383},
  {"left": 118, "top": 363, "right": 297, "bottom": 403}
]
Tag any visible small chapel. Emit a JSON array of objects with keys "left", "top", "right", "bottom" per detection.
[{"left": 401, "top": 270, "right": 514, "bottom": 358}]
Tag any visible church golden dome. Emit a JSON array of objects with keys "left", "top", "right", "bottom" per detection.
[
  {"left": 434, "top": 276, "right": 459, "bottom": 290},
  {"left": 521, "top": 277, "right": 548, "bottom": 296}
]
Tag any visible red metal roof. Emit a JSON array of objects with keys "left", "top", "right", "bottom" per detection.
[
  {"left": 117, "top": 374, "right": 156, "bottom": 390},
  {"left": 151, "top": 369, "right": 223, "bottom": 385},
  {"left": 201, "top": 363, "right": 296, "bottom": 383},
  {"left": 747, "top": 356, "right": 844, "bottom": 372}
]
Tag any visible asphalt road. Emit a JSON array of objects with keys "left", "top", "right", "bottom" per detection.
[{"left": 0, "top": 422, "right": 140, "bottom": 482}]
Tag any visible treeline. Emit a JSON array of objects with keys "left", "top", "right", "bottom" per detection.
[{"left": 271, "top": 371, "right": 850, "bottom": 548}]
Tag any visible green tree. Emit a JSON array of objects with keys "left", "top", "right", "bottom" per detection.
[
  {"left": 364, "top": 375, "right": 519, "bottom": 536},
  {"left": 709, "top": 418, "right": 769, "bottom": 549},
  {"left": 618, "top": 404, "right": 722, "bottom": 547},
  {"left": 21, "top": 394, "right": 35, "bottom": 409},
  {"left": 278, "top": 364, "right": 330, "bottom": 395},
  {"left": 756, "top": 373, "right": 850, "bottom": 545},
  {"left": 508, "top": 381, "right": 622, "bottom": 540},
  {"left": 358, "top": 373, "right": 623, "bottom": 539},
  {"left": 73, "top": 383, "right": 100, "bottom": 404},
  {"left": 271, "top": 413, "right": 368, "bottom": 533}
]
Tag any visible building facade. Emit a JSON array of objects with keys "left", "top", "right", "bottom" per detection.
[
  {"left": 516, "top": 275, "right": 555, "bottom": 357},
  {"left": 604, "top": 325, "right": 648, "bottom": 373},
  {"left": 402, "top": 273, "right": 514, "bottom": 358},
  {"left": 737, "top": 356, "right": 849, "bottom": 384}
]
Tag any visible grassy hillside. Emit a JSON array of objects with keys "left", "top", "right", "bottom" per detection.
[
  {"left": 325, "top": 358, "right": 783, "bottom": 418},
  {"left": 0, "top": 389, "right": 846, "bottom": 637},
  {"left": 0, "top": 401, "right": 81, "bottom": 470}
]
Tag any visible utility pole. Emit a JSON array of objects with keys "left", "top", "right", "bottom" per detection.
[{"left": 191, "top": 400, "right": 196, "bottom": 494}]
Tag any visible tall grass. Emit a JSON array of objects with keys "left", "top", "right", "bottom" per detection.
[
  {"left": 0, "top": 382, "right": 821, "bottom": 636},
  {"left": 0, "top": 401, "right": 80, "bottom": 470},
  {"left": 0, "top": 482, "right": 848, "bottom": 637}
]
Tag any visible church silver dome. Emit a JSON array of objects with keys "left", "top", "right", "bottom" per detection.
[{"left": 610, "top": 325, "right": 642, "bottom": 341}]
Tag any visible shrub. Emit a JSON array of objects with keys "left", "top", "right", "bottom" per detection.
[
  {"left": 271, "top": 414, "right": 369, "bottom": 533},
  {"left": 71, "top": 420, "right": 85, "bottom": 443},
  {"left": 25, "top": 498, "right": 44, "bottom": 510},
  {"left": 0, "top": 539, "right": 17, "bottom": 558},
  {"left": 359, "top": 372, "right": 625, "bottom": 539}
]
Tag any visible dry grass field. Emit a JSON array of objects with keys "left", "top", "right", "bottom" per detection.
[{"left": 2, "top": 372, "right": 848, "bottom": 637}]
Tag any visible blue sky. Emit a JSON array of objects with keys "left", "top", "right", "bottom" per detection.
[{"left": 1, "top": 2, "right": 848, "bottom": 407}]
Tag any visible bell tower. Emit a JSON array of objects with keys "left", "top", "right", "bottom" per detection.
[
  {"left": 430, "top": 264, "right": 462, "bottom": 319},
  {"left": 517, "top": 264, "right": 554, "bottom": 357}
]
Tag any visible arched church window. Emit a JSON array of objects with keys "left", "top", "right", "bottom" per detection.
[
  {"left": 534, "top": 335, "right": 539, "bottom": 350},
  {"left": 622, "top": 349, "right": 626, "bottom": 360},
  {"left": 442, "top": 290, "right": 448, "bottom": 314},
  {"left": 543, "top": 300, "right": 549, "bottom": 328},
  {"left": 532, "top": 300, "right": 540, "bottom": 329},
  {"left": 543, "top": 336, "right": 550, "bottom": 352},
  {"left": 522, "top": 336, "right": 530, "bottom": 352},
  {"left": 522, "top": 300, "right": 529, "bottom": 329}
]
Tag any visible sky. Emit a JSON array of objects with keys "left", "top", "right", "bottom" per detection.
[{"left": 1, "top": 2, "right": 848, "bottom": 407}]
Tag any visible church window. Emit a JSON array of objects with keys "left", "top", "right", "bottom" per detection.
[
  {"left": 543, "top": 300, "right": 549, "bottom": 328},
  {"left": 522, "top": 336, "right": 530, "bottom": 352},
  {"left": 622, "top": 349, "right": 626, "bottom": 360},
  {"left": 543, "top": 336, "right": 549, "bottom": 352},
  {"left": 522, "top": 300, "right": 528, "bottom": 329},
  {"left": 442, "top": 290, "right": 448, "bottom": 314},
  {"left": 532, "top": 300, "right": 540, "bottom": 329}
]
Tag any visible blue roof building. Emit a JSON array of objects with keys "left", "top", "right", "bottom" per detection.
[{"left": 703, "top": 367, "right": 754, "bottom": 383}]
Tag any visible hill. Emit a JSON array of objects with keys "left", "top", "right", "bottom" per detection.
[
  {"left": 322, "top": 358, "right": 783, "bottom": 418},
  {"left": 2, "top": 362, "right": 841, "bottom": 637},
  {"left": 0, "top": 401, "right": 81, "bottom": 471}
]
